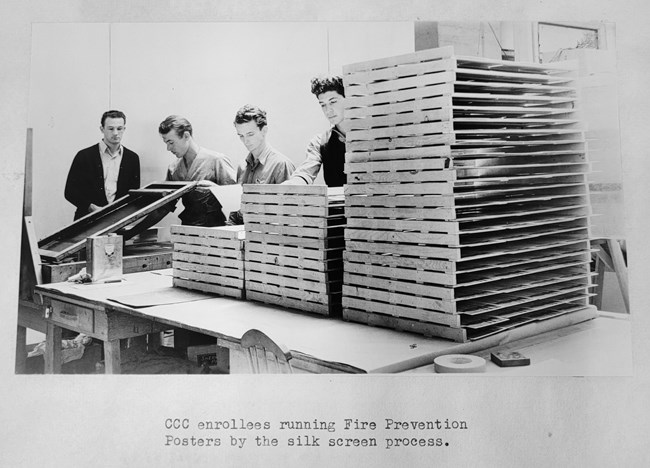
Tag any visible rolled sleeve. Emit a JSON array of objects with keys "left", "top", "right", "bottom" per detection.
[
  {"left": 213, "top": 154, "right": 237, "bottom": 185},
  {"left": 272, "top": 158, "right": 296, "bottom": 184},
  {"left": 288, "top": 133, "right": 323, "bottom": 185}
]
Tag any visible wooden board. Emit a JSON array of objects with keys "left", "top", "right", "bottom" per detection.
[
  {"left": 172, "top": 242, "right": 244, "bottom": 260},
  {"left": 243, "top": 212, "right": 345, "bottom": 229},
  {"left": 245, "top": 222, "right": 344, "bottom": 239},
  {"left": 245, "top": 290, "right": 341, "bottom": 317},
  {"left": 346, "top": 157, "right": 449, "bottom": 175},
  {"left": 459, "top": 285, "right": 591, "bottom": 317},
  {"left": 344, "top": 271, "right": 455, "bottom": 301},
  {"left": 246, "top": 261, "right": 341, "bottom": 283},
  {"left": 345, "top": 181, "right": 455, "bottom": 195},
  {"left": 344, "top": 57, "right": 457, "bottom": 88},
  {"left": 342, "top": 308, "right": 467, "bottom": 342},
  {"left": 244, "top": 251, "right": 341, "bottom": 272},
  {"left": 41, "top": 248, "right": 173, "bottom": 283},
  {"left": 347, "top": 108, "right": 453, "bottom": 130},
  {"left": 456, "top": 274, "right": 592, "bottom": 309},
  {"left": 346, "top": 95, "right": 453, "bottom": 119},
  {"left": 241, "top": 193, "right": 343, "bottom": 207},
  {"left": 345, "top": 239, "right": 460, "bottom": 260},
  {"left": 172, "top": 269, "right": 244, "bottom": 288},
  {"left": 344, "top": 48, "right": 574, "bottom": 83},
  {"left": 456, "top": 241, "right": 592, "bottom": 274},
  {"left": 343, "top": 297, "right": 588, "bottom": 343},
  {"left": 346, "top": 116, "right": 583, "bottom": 143},
  {"left": 344, "top": 246, "right": 591, "bottom": 284},
  {"left": 344, "top": 258, "right": 455, "bottom": 285},
  {"left": 343, "top": 250, "right": 455, "bottom": 273},
  {"left": 170, "top": 224, "right": 245, "bottom": 240},
  {"left": 173, "top": 278, "right": 244, "bottom": 299},
  {"left": 245, "top": 242, "right": 330, "bottom": 261},
  {"left": 345, "top": 265, "right": 590, "bottom": 306},
  {"left": 243, "top": 184, "right": 332, "bottom": 196},
  {"left": 347, "top": 134, "right": 455, "bottom": 154},
  {"left": 348, "top": 69, "right": 459, "bottom": 95},
  {"left": 344, "top": 228, "right": 460, "bottom": 245},
  {"left": 345, "top": 82, "right": 455, "bottom": 109},
  {"left": 171, "top": 235, "right": 244, "bottom": 250},
  {"left": 346, "top": 217, "right": 458, "bottom": 235},
  {"left": 245, "top": 232, "right": 345, "bottom": 250},
  {"left": 172, "top": 251, "right": 243, "bottom": 269},
  {"left": 342, "top": 290, "right": 460, "bottom": 326},
  {"left": 173, "top": 260, "right": 244, "bottom": 280},
  {"left": 242, "top": 202, "right": 341, "bottom": 218},
  {"left": 343, "top": 45, "right": 456, "bottom": 74},
  {"left": 19, "top": 217, "right": 42, "bottom": 302},
  {"left": 245, "top": 271, "right": 336, "bottom": 295},
  {"left": 453, "top": 79, "right": 576, "bottom": 95}
]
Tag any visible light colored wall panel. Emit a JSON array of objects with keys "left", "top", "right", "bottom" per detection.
[
  {"left": 28, "top": 23, "right": 110, "bottom": 238},
  {"left": 564, "top": 48, "right": 623, "bottom": 238},
  {"left": 320, "top": 22, "right": 414, "bottom": 185},
  {"left": 437, "top": 21, "right": 503, "bottom": 59},
  {"left": 29, "top": 22, "right": 416, "bottom": 235},
  {"left": 326, "top": 22, "right": 414, "bottom": 74},
  {"left": 110, "top": 22, "right": 329, "bottom": 189}
]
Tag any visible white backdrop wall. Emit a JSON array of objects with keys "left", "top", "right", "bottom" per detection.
[{"left": 28, "top": 22, "right": 414, "bottom": 239}]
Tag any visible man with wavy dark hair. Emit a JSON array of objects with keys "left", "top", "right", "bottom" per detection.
[
  {"left": 225, "top": 105, "right": 295, "bottom": 225},
  {"left": 233, "top": 104, "right": 294, "bottom": 185},
  {"left": 286, "top": 75, "right": 347, "bottom": 187},
  {"left": 159, "top": 115, "right": 236, "bottom": 226},
  {"left": 64, "top": 110, "right": 140, "bottom": 220}
]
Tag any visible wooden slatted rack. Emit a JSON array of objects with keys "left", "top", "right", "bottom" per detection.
[
  {"left": 341, "top": 46, "right": 594, "bottom": 342},
  {"left": 241, "top": 184, "right": 345, "bottom": 316},
  {"left": 171, "top": 224, "right": 246, "bottom": 299}
]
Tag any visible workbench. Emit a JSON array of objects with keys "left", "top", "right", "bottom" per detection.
[
  {"left": 406, "top": 310, "right": 633, "bottom": 376},
  {"left": 31, "top": 270, "right": 625, "bottom": 375}
]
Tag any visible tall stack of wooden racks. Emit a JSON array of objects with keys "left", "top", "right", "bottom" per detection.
[{"left": 341, "top": 46, "right": 593, "bottom": 342}]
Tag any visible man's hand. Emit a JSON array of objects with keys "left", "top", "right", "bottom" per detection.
[
  {"left": 195, "top": 179, "right": 217, "bottom": 192},
  {"left": 88, "top": 203, "right": 102, "bottom": 213}
]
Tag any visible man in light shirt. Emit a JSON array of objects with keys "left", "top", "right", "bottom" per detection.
[
  {"left": 234, "top": 104, "right": 295, "bottom": 185},
  {"left": 227, "top": 104, "right": 295, "bottom": 225},
  {"left": 64, "top": 110, "right": 140, "bottom": 220},
  {"left": 160, "top": 115, "right": 237, "bottom": 226}
]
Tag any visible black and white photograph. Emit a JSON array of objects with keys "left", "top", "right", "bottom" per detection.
[{"left": 1, "top": 1, "right": 649, "bottom": 466}]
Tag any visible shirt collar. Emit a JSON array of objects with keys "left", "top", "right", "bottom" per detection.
[
  {"left": 246, "top": 145, "right": 272, "bottom": 168},
  {"left": 332, "top": 125, "right": 346, "bottom": 142},
  {"left": 99, "top": 139, "right": 123, "bottom": 158}
]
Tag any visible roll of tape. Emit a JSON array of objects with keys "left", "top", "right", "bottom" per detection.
[{"left": 433, "top": 354, "right": 486, "bottom": 374}]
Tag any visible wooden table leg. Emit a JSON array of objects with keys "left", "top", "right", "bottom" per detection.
[
  {"left": 608, "top": 239, "right": 629, "bottom": 313},
  {"left": 44, "top": 323, "right": 62, "bottom": 374},
  {"left": 103, "top": 339, "right": 122, "bottom": 374},
  {"left": 593, "top": 256, "right": 606, "bottom": 310},
  {"left": 15, "top": 325, "right": 27, "bottom": 374},
  {"left": 147, "top": 332, "right": 161, "bottom": 352}
]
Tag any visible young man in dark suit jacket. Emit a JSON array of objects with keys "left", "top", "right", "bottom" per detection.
[{"left": 64, "top": 110, "right": 141, "bottom": 220}]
